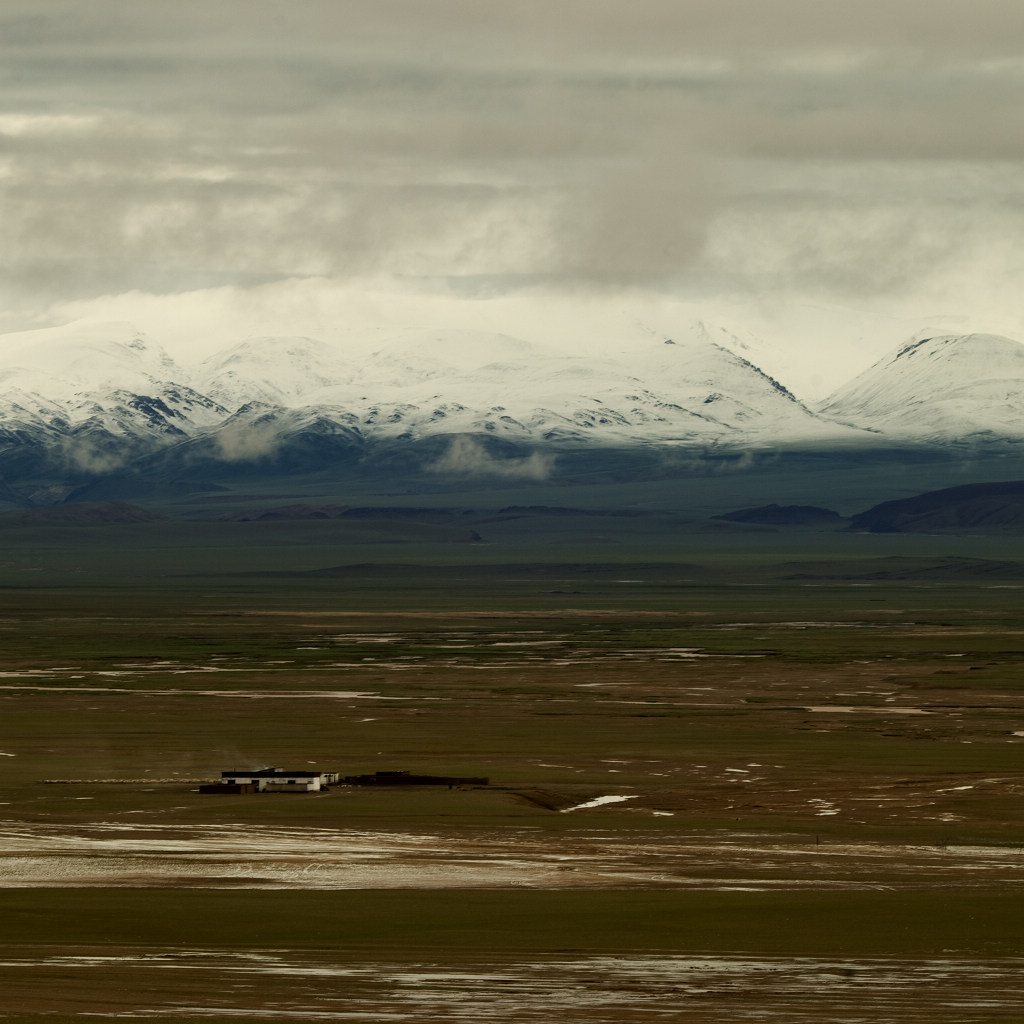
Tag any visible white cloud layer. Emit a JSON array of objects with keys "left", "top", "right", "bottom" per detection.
[{"left": 1, "top": 0, "right": 1024, "bottom": 385}]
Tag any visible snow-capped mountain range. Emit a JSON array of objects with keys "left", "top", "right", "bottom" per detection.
[{"left": 0, "top": 319, "right": 1021, "bottom": 488}]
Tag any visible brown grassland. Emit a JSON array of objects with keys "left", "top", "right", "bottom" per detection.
[{"left": 0, "top": 518, "right": 1022, "bottom": 1021}]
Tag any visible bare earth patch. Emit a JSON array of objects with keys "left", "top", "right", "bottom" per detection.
[
  {"left": 2, "top": 820, "right": 1023, "bottom": 892},
  {"left": 1, "top": 947, "right": 1022, "bottom": 1022}
]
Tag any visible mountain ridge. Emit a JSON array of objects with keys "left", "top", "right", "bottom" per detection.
[{"left": 2, "top": 320, "right": 1024, "bottom": 499}]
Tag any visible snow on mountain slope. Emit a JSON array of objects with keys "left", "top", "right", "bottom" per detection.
[
  {"left": 0, "top": 318, "right": 872, "bottom": 473},
  {"left": 0, "top": 320, "right": 227, "bottom": 429},
  {"left": 0, "top": 322, "right": 229, "bottom": 473},
  {"left": 362, "top": 328, "right": 538, "bottom": 373},
  {"left": 271, "top": 328, "right": 859, "bottom": 447},
  {"left": 628, "top": 336, "right": 813, "bottom": 432},
  {"left": 820, "top": 333, "right": 1024, "bottom": 439},
  {"left": 6, "top": 317, "right": 1024, "bottom": 488},
  {"left": 0, "top": 321, "right": 180, "bottom": 394},
  {"left": 198, "top": 336, "right": 355, "bottom": 407}
]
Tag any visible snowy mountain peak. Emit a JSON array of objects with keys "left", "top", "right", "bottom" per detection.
[
  {"left": 198, "top": 336, "right": 353, "bottom": 407},
  {"left": 0, "top": 320, "right": 184, "bottom": 395},
  {"left": 890, "top": 332, "right": 1024, "bottom": 365},
  {"left": 821, "top": 333, "right": 1024, "bottom": 439}
]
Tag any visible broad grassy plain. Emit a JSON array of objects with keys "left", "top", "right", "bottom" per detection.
[{"left": 0, "top": 505, "right": 1023, "bottom": 1020}]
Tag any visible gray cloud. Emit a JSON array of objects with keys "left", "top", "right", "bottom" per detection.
[
  {"left": 2, "top": 1, "right": 1024, "bottom": 312},
  {"left": 213, "top": 418, "right": 282, "bottom": 463},
  {"left": 7, "top": 2, "right": 1024, "bottom": 69},
  {"left": 428, "top": 436, "right": 554, "bottom": 479},
  {"left": 58, "top": 437, "right": 126, "bottom": 475}
]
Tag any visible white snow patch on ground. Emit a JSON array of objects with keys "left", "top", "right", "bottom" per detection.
[
  {"left": 560, "top": 795, "right": 639, "bottom": 813},
  {"left": 805, "top": 705, "right": 930, "bottom": 714}
]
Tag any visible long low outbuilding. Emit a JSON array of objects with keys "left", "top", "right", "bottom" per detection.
[{"left": 341, "top": 770, "right": 489, "bottom": 786}]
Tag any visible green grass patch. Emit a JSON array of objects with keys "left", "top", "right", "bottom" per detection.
[{"left": 0, "top": 888, "right": 1020, "bottom": 957}]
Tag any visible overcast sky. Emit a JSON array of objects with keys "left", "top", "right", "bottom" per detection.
[{"left": 3, "top": 1, "right": 1024, "bottom": 391}]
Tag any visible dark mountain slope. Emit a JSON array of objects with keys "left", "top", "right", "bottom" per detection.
[
  {"left": 714, "top": 504, "right": 843, "bottom": 527},
  {"left": 850, "top": 480, "right": 1024, "bottom": 532}
]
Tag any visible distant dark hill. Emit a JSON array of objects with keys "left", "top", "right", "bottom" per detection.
[
  {"left": 209, "top": 503, "right": 483, "bottom": 541},
  {"left": 215, "top": 504, "right": 471, "bottom": 523},
  {"left": 780, "top": 555, "right": 1024, "bottom": 581},
  {"left": 67, "top": 477, "right": 230, "bottom": 503},
  {"left": 850, "top": 480, "right": 1024, "bottom": 532},
  {"left": 714, "top": 503, "right": 843, "bottom": 527},
  {"left": 5, "top": 502, "right": 166, "bottom": 525}
]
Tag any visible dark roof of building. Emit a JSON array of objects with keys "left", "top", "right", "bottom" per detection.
[{"left": 221, "top": 769, "right": 324, "bottom": 778}]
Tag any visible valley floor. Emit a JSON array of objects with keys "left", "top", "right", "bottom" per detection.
[{"left": 1, "top": 556, "right": 1023, "bottom": 1021}]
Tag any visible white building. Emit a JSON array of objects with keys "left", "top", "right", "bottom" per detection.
[{"left": 220, "top": 768, "right": 339, "bottom": 792}]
